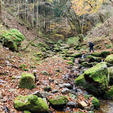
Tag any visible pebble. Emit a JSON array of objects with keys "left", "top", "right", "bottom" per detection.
[
  {"left": 52, "top": 89, "right": 58, "bottom": 94},
  {"left": 62, "top": 88, "right": 70, "bottom": 94},
  {"left": 63, "top": 83, "right": 73, "bottom": 89}
]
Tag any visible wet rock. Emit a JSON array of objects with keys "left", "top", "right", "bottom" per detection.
[
  {"left": 49, "top": 77, "right": 54, "bottom": 82},
  {"left": 41, "top": 92, "right": 53, "bottom": 98},
  {"left": 63, "top": 83, "right": 73, "bottom": 89},
  {"left": 44, "top": 86, "right": 52, "bottom": 92},
  {"left": 59, "top": 84, "right": 64, "bottom": 88},
  {"left": 62, "top": 74, "right": 70, "bottom": 80},
  {"left": 54, "top": 80, "right": 58, "bottom": 85},
  {"left": 41, "top": 70, "right": 49, "bottom": 76},
  {"left": 32, "top": 91, "right": 43, "bottom": 98},
  {"left": 52, "top": 89, "right": 58, "bottom": 94},
  {"left": 76, "top": 88, "right": 84, "bottom": 95},
  {"left": 67, "top": 101, "right": 78, "bottom": 108},
  {"left": 62, "top": 88, "right": 70, "bottom": 94}
]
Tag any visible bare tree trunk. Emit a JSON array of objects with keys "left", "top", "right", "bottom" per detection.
[{"left": 0, "top": 0, "right": 2, "bottom": 21}]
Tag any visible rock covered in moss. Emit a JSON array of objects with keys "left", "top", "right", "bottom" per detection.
[
  {"left": 91, "top": 96, "right": 100, "bottom": 109},
  {"left": 24, "top": 111, "right": 31, "bottom": 113},
  {"left": 105, "top": 54, "right": 113, "bottom": 65},
  {"left": 75, "top": 62, "right": 108, "bottom": 95},
  {"left": 91, "top": 51, "right": 110, "bottom": 58},
  {"left": 86, "top": 55, "right": 101, "bottom": 62},
  {"left": 14, "top": 95, "right": 49, "bottom": 113},
  {"left": 104, "top": 86, "right": 113, "bottom": 99},
  {"left": 19, "top": 73, "right": 36, "bottom": 89},
  {"left": 101, "top": 51, "right": 110, "bottom": 58},
  {"left": 0, "top": 29, "right": 25, "bottom": 51},
  {"left": 49, "top": 96, "right": 69, "bottom": 109}
]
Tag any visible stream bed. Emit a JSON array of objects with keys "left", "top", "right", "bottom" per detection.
[{"left": 98, "top": 100, "right": 113, "bottom": 113}]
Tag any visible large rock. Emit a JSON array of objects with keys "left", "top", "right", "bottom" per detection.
[
  {"left": 104, "top": 86, "right": 113, "bottom": 99},
  {"left": 75, "top": 62, "right": 108, "bottom": 96},
  {"left": 105, "top": 54, "right": 113, "bottom": 65},
  {"left": 49, "top": 96, "right": 69, "bottom": 110},
  {"left": 14, "top": 95, "right": 49, "bottom": 113},
  {"left": 19, "top": 73, "right": 36, "bottom": 89},
  {"left": 91, "top": 51, "right": 110, "bottom": 58},
  {"left": 0, "top": 29, "right": 25, "bottom": 51}
]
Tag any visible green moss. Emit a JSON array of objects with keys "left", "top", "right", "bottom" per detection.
[
  {"left": 14, "top": 95, "right": 49, "bottom": 113},
  {"left": 101, "top": 51, "right": 110, "bottom": 58},
  {"left": 71, "top": 53, "right": 82, "bottom": 58},
  {"left": 105, "top": 54, "right": 113, "bottom": 65},
  {"left": 0, "top": 29, "right": 25, "bottom": 51},
  {"left": 91, "top": 51, "right": 110, "bottom": 58},
  {"left": 91, "top": 52, "right": 101, "bottom": 57},
  {"left": 104, "top": 86, "right": 113, "bottom": 99},
  {"left": 19, "top": 64, "right": 28, "bottom": 71},
  {"left": 66, "top": 36, "right": 79, "bottom": 47},
  {"left": 44, "top": 86, "right": 52, "bottom": 92},
  {"left": 91, "top": 96, "right": 100, "bottom": 109},
  {"left": 19, "top": 73, "right": 36, "bottom": 89},
  {"left": 75, "top": 74, "right": 86, "bottom": 86},
  {"left": 86, "top": 55, "right": 101, "bottom": 62},
  {"left": 49, "top": 96, "right": 68, "bottom": 109},
  {"left": 75, "top": 62, "right": 108, "bottom": 95},
  {"left": 84, "top": 62, "right": 108, "bottom": 87},
  {"left": 24, "top": 111, "right": 31, "bottom": 113},
  {"left": 81, "top": 62, "right": 93, "bottom": 67}
]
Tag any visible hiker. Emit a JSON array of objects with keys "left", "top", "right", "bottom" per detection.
[{"left": 88, "top": 42, "right": 94, "bottom": 53}]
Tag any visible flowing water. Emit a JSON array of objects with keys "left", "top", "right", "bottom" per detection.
[{"left": 97, "top": 100, "right": 113, "bottom": 113}]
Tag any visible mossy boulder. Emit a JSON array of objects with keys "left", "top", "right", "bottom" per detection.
[
  {"left": 14, "top": 95, "right": 49, "bottom": 113},
  {"left": 101, "top": 51, "right": 110, "bottom": 58},
  {"left": 91, "top": 52, "right": 101, "bottom": 57},
  {"left": 104, "top": 86, "right": 113, "bottom": 99},
  {"left": 105, "top": 54, "right": 113, "bottom": 65},
  {"left": 24, "top": 111, "right": 31, "bottom": 113},
  {"left": 91, "top": 96, "right": 100, "bottom": 109},
  {"left": 49, "top": 96, "right": 69, "bottom": 110},
  {"left": 71, "top": 53, "right": 82, "bottom": 58},
  {"left": 91, "top": 51, "right": 110, "bottom": 58},
  {"left": 54, "top": 34, "right": 65, "bottom": 40},
  {"left": 81, "top": 62, "right": 93, "bottom": 67},
  {"left": 75, "top": 62, "right": 108, "bottom": 95},
  {"left": 0, "top": 29, "right": 25, "bottom": 51},
  {"left": 19, "top": 73, "right": 36, "bottom": 89},
  {"left": 86, "top": 55, "right": 101, "bottom": 62}
]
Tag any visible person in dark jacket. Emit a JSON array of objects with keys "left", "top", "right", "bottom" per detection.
[{"left": 88, "top": 42, "right": 94, "bottom": 53}]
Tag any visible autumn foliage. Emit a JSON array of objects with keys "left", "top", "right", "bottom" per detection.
[{"left": 71, "top": 0, "right": 105, "bottom": 16}]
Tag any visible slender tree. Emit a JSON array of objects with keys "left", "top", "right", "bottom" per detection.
[{"left": 0, "top": 0, "right": 2, "bottom": 20}]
